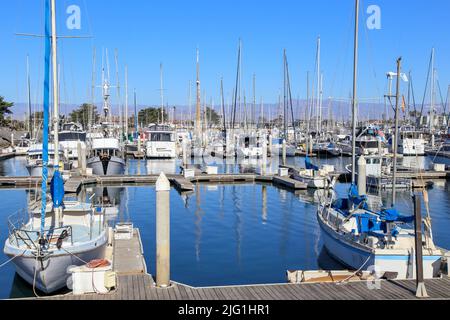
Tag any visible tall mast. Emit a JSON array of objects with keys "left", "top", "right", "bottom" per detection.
[
  {"left": 283, "top": 49, "right": 287, "bottom": 139},
  {"left": 195, "top": 48, "right": 201, "bottom": 135},
  {"left": 51, "top": 0, "right": 60, "bottom": 168},
  {"left": 160, "top": 63, "right": 164, "bottom": 124},
  {"left": 125, "top": 65, "right": 128, "bottom": 139},
  {"left": 316, "top": 36, "right": 321, "bottom": 133},
  {"left": 351, "top": 0, "right": 359, "bottom": 184},
  {"left": 392, "top": 57, "right": 402, "bottom": 206},
  {"left": 26, "top": 55, "right": 33, "bottom": 138},
  {"left": 188, "top": 80, "right": 192, "bottom": 128},
  {"left": 253, "top": 73, "right": 256, "bottom": 129},
  {"left": 430, "top": 48, "right": 435, "bottom": 131}
]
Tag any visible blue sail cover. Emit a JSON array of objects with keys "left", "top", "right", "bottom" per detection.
[
  {"left": 348, "top": 184, "right": 368, "bottom": 209},
  {"left": 305, "top": 156, "right": 319, "bottom": 171},
  {"left": 40, "top": 0, "right": 51, "bottom": 235},
  {"left": 50, "top": 171, "right": 64, "bottom": 208}
]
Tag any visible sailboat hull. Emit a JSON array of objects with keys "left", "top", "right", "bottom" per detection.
[
  {"left": 4, "top": 234, "right": 107, "bottom": 294},
  {"left": 317, "top": 209, "right": 442, "bottom": 279},
  {"left": 87, "top": 156, "right": 125, "bottom": 176}
]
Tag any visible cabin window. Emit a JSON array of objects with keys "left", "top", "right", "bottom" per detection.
[{"left": 151, "top": 133, "right": 173, "bottom": 142}]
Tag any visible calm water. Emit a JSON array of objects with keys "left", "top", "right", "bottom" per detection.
[{"left": 0, "top": 156, "right": 449, "bottom": 298}]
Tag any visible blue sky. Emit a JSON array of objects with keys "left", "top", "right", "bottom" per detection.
[{"left": 1, "top": 0, "right": 449, "bottom": 116}]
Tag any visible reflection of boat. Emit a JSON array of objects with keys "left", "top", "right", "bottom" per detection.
[{"left": 146, "top": 159, "right": 176, "bottom": 175}]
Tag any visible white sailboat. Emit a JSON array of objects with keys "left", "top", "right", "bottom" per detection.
[
  {"left": 317, "top": 0, "right": 445, "bottom": 280},
  {"left": 4, "top": 0, "right": 108, "bottom": 294}
]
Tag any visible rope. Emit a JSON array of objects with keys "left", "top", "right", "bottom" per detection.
[
  {"left": 0, "top": 250, "right": 27, "bottom": 268},
  {"left": 336, "top": 253, "right": 373, "bottom": 285}
]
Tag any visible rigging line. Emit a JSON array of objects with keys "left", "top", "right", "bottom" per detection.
[
  {"left": 419, "top": 51, "right": 433, "bottom": 118},
  {"left": 361, "top": 0, "right": 381, "bottom": 100},
  {"left": 436, "top": 77, "right": 445, "bottom": 114}
]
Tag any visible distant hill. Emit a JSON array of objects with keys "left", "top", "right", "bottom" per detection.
[{"left": 9, "top": 100, "right": 441, "bottom": 121}]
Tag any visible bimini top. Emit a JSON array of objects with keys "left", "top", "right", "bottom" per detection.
[{"left": 91, "top": 138, "right": 120, "bottom": 150}]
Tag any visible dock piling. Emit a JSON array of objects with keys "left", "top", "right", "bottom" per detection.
[
  {"left": 156, "top": 172, "right": 171, "bottom": 288},
  {"left": 282, "top": 139, "right": 286, "bottom": 165},
  {"left": 357, "top": 155, "right": 366, "bottom": 196},
  {"left": 413, "top": 194, "right": 428, "bottom": 298}
]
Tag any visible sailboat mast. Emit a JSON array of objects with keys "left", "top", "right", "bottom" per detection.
[
  {"left": 50, "top": 0, "right": 60, "bottom": 169},
  {"left": 351, "top": 0, "right": 359, "bottom": 184},
  {"left": 160, "top": 63, "right": 164, "bottom": 124},
  {"left": 125, "top": 65, "right": 129, "bottom": 139},
  {"left": 195, "top": 48, "right": 201, "bottom": 135},
  {"left": 26, "top": 55, "right": 33, "bottom": 139},
  {"left": 392, "top": 57, "right": 402, "bottom": 206},
  {"left": 316, "top": 37, "right": 321, "bottom": 133}
]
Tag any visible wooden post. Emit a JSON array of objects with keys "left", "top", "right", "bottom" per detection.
[
  {"left": 156, "top": 172, "right": 170, "bottom": 288},
  {"left": 413, "top": 194, "right": 428, "bottom": 298}
]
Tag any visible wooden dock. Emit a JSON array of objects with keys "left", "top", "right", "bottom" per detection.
[
  {"left": 0, "top": 152, "right": 16, "bottom": 160},
  {"left": 273, "top": 176, "right": 307, "bottom": 190},
  {"left": 28, "top": 225, "right": 450, "bottom": 300}
]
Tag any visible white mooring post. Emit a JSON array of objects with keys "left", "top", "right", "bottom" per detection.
[
  {"left": 156, "top": 172, "right": 170, "bottom": 288},
  {"left": 357, "top": 155, "right": 366, "bottom": 196},
  {"left": 182, "top": 137, "right": 188, "bottom": 166},
  {"left": 282, "top": 139, "right": 287, "bottom": 165}
]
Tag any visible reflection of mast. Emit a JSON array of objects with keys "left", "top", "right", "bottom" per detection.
[
  {"left": 194, "top": 183, "right": 203, "bottom": 261},
  {"left": 262, "top": 185, "right": 267, "bottom": 224},
  {"left": 231, "top": 185, "right": 242, "bottom": 264}
]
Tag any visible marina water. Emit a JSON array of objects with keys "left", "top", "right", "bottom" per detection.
[{"left": 0, "top": 156, "right": 449, "bottom": 298}]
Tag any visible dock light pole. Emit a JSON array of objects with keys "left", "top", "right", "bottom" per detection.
[
  {"left": 156, "top": 172, "right": 171, "bottom": 288},
  {"left": 413, "top": 194, "right": 428, "bottom": 298}
]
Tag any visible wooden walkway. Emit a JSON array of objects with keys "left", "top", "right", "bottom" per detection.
[
  {"left": 20, "top": 226, "right": 450, "bottom": 301},
  {"left": 38, "top": 274, "right": 450, "bottom": 300}
]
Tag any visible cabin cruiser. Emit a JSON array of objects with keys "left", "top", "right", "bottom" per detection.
[
  {"left": 144, "top": 124, "right": 176, "bottom": 159},
  {"left": 312, "top": 141, "right": 342, "bottom": 158},
  {"left": 395, "top": 127, "right": 426, "bottom": 156},
  {"left": 15, "top": 134, "right": 33, "bottom": 156},
  {"left": 59, "top": 122, "right": 87, "bottom": 166},
  {"left": 26, "top": 143, "right": 66, "bottom": 176}
]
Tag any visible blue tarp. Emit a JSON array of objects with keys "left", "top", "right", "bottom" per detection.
[{"left": 305, "top": 156, "right": 319, "bottom": 171}]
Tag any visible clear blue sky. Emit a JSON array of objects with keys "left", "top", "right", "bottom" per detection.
[{"left": 1, "top": 0, "right": 449, "bottom": 116}]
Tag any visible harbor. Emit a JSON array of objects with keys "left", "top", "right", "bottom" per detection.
[{"left": 0, "top": 0, "right": 450, "bottom": 306}]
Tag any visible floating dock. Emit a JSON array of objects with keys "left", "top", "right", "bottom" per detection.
[{"left": 23, "top": 226, "right": 450, "bottom": 301}]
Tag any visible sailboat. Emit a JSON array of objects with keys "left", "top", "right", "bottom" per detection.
[
  {"left": 317, "top": 0, "right": 444, "bottom": 280},
  {"left": 4, "top": 0, "right": 108, "bottom": 294},
  {"left": 86, "top": 50, "right": 126, "bottom": 176}
]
